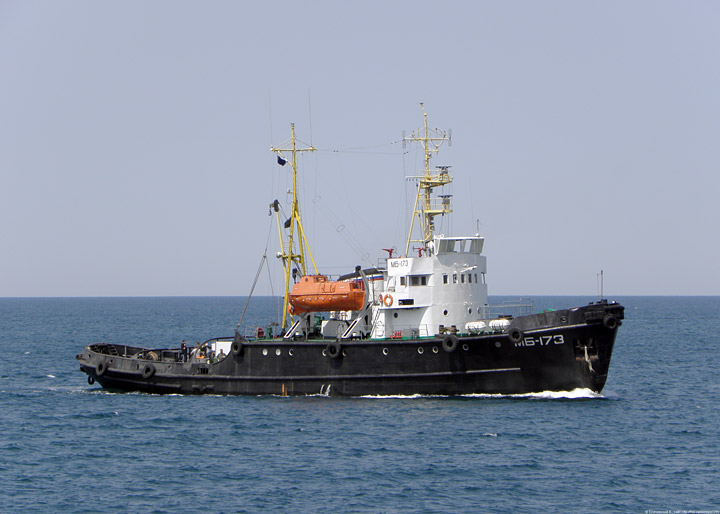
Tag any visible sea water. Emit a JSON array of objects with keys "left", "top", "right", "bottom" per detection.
[{"left": 0, "top": 296, "right": 718, "bottom": 513}]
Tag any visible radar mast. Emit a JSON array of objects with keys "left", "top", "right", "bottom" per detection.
[{"left": 403, "top": 104, "right": 453, "bottom": 256}]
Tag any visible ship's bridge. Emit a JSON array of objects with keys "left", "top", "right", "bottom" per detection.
[
  {"left": 432, "top": 236, "right": 484, "bottom": 255},
  {"left": 374, "top": 234, "right": 489, "bottom": 339}
]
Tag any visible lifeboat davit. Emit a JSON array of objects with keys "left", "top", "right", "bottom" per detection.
[{"left": 289, "top": 275, "right": 365, "bottom": 314}]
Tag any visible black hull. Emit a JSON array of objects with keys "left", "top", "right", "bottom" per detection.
[{"left": 77, "top": 301, "right": 624, "bottom": 396}]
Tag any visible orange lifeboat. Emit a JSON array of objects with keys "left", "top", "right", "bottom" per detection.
[{"left": 288, "top": 275, "right": 365, "bottom": 314}]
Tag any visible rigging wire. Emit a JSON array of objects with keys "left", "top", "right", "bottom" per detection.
[
  {"left": 311, "top": 194, "right": 372, "bottom": 268},
  {"left": 308, "top": 89, "right": 313, "bottom": 147},
  {"left": 237, "top": 216, "right": 276, "bottom": 331},
  {"left": 264, "top": 249, "right": 279, "bottom": 328},
  {"left": 313, "top": 144, "right": 318, "bottom": 249},
  {"left": 236, "top": 250, "right": 267, "bottom": 331},
  {"left": 267, "top": 89, "right": 274, "bottom": 159},
  {"left": 316, "top": 139, "right": 403, "bottom": 155}
]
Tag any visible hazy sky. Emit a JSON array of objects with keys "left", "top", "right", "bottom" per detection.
[{"left": 2, "top": 1, "right": 719, "bottom": 297}]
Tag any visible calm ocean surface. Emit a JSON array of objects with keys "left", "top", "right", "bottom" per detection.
[{"left": 1, "top": 296, "right": 718, "bottom": 514}]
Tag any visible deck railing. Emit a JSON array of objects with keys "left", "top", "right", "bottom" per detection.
[{"left": 487, "top": 298, "right": 534, "bottom": 319}]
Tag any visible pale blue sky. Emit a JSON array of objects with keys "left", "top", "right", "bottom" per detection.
[{"left": 1, "top": 1, "right": 718, "bottom": 296}]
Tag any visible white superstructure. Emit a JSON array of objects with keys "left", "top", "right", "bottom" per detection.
[
  {"left": 361, "top": 105, "right": 491, "bottom": 339},
  {"left": 370, "top": 235, "right": 489, "bottom": 339}
]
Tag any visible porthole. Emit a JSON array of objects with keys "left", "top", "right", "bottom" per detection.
[
  {"left": 468, "top": 308, "right": 472, "bottom": 315},
  {"left": 418, "top": 347, "right": 424, "bottom": 355},
  {"left": 462, "top": 344, "right": 469, "bottom": 351},
  {"left": 275, "top": 348, "right": 281, "bottom": 356},
  {"left": 262, "top": 348, "right": 268, "bottom": 356},
  {"left": 342, "top": 349, "right": 348, "bottom": 357},
  {"left": 288, "top": 349, "right": 294, "bottom": 356},
  {"left": 432, "top": 346, "right": 439, "bottom": 354},
  {"left": 393, "top": 312, "right": 399, "bottom": 318},
  {"left": 443, "top": 310, "right": 448, "bottom": 316},
  {"left": 383, "top": 348, "right": 389, "bottom": 356},
  {"left": 495, "top": 341, "right": 501, "bottom": 348},
  {"left": 478, "top": 307, "right": 482, "bottom": 314},
  {"left": 322, "top": 349, "right": 327, "bottom": 356}
]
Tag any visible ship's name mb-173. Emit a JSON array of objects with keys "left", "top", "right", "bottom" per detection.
[
  {"left": 388, "top": 258, "right": 413, "bottom": 276},
  {"left": 515, "top": 334, "right": 565, "bottom": 347}
]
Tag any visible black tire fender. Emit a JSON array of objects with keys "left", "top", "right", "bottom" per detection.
[
  {"left": 508, "top": 328, "right": 523, "bottom": 344},
  {"left": 232, "top": 331, "right": 246, "bottom": 357},
  {"left": 96, "top": 360, "right": 107, "bottom": 377},
  {"left": 442, "top": 335, "right": 459, "bottom": 353},
  {"left": 603, "top": 314, "right": 618, "bottom": 330},
  {"left": 87, "top": 376, "right": 95, "bottom": 385},
  {"left": 141, "top": 363, "right": 155, "bottom": 379},
  {"left": 325, "top": 342, "right": 342, "bottom": 359}
]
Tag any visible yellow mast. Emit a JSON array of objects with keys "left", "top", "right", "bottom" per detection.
[
  {"left": 404, "top": 104, "right": 452, "bottom": 256},
  {"left": 271, "top": 123, "right": 319, "bottom": 329}
]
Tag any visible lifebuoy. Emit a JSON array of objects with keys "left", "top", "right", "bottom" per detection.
[
  {"left": 508, "top": 328, "right": 523, "bottom": 344},
  {"left": 325, "top": 341, "right": 342, "bottom": 359},
  {"left": 442, "top": 334, "right": 459, "bottom": 353},
  {"left": 96, "top": 360, "right": 107, "bottom": 377},
  {"left": 383, "top": 294, "right": 393, "bottom": 307},
  {"left": 141, "top": 363, "right": 155, "bottom": 379},
  {"left": 603, "top": 314, "right": 618, "bottom": 330}
]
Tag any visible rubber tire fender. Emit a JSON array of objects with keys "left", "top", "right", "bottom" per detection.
[
  {"left": 325, "top": 341, "right": 342, "bottom": 359},
  {"left": 442, "top": 335, "right": 459, "bottom": 353},
  {"left": 231, "top": 340, "right": 243, "bottom": 357},
  {"left": 87, "top": 376, "right": 95, "bottom": 385},
  {"left": 508, "top": 328, "right": 523, "bottom": 344},
  {"left": 603, "top": 314, "right": 618, "bottom": 330},
  {"left": 141, "top": 363, "right": 155, "bottom": 379},
  {"left": 96, "top": 360, "right": 107, "bottom": 377}
]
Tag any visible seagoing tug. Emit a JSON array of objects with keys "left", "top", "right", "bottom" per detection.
[{"left": 77, "top": 106, "right": 624, "bottom": 396}]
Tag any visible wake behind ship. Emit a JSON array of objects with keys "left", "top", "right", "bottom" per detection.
[{"left": 77, "top": 106, "right": 624, "bottom": 396}]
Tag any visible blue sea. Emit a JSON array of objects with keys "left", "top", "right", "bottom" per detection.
[{"left": 1, "top": 296, "right": 718, "bottom": 514}]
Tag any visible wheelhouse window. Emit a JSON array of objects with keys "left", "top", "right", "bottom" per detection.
[
  {"left": 410, "top": 275, "right": 428, "bottom": 286},
  {"left": 437, "top": 237, "right": 484, "bottom": 255}
]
